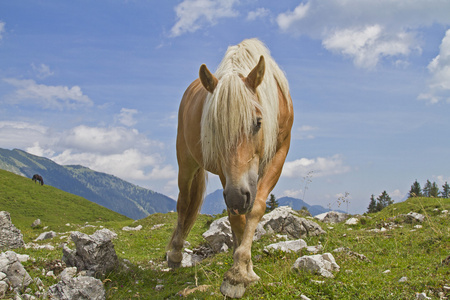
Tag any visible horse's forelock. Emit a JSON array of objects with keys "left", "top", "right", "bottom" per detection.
[{"left": 200, "top": 39, "right": 290, "bottom": 170}]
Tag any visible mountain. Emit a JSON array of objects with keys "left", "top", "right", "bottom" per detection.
[
  {"left": 201, "top": 189, "right": 227, "bottom": 215},
  {"left": 0, "top": 169, "right": 130, "bottom": 228},
  {"left": 199, "top": 189, "right": 339, "bottom": 216},
  {"left": 0, "top": 148, "right": 176, "bottom": 220},
  {"left": 277, "top": 196, "right": 346, "bottom": 216}
]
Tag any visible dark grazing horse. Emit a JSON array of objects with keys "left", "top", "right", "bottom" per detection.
[{"left": 32, "top": 174, "right": 44, "bottom": 185}]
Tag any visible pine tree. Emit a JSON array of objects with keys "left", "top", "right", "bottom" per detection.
[
  {"left": 376, "top": 191, "right": 393, "bottom": 211},
  {"left": 367, "top": 194, "right": 377, "bottom": 213},
  {"left": 423, "top": 180, "right": 432, "bottom": 197},
  {"left": 430, "top": 182, "right": 440, "bottom": 197},
  {"left": 408, "top": 180, "right": 422, "bottom": 198},
  {"left": 266, "top": 194, "right": 278, "bottom": 213},
  {"left": 442, "top": 182, "right": 450, "bottom": 198}
]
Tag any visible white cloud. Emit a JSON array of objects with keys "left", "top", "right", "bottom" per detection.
[
  {"left": 3, "top": 78, "right": 93, "bottom": 110},
  {"left": 51, "top": 148, "right": 176, "bottom": 181},
  {"left": 276, "top": 0, "right": 450, "bottom": 69},
  {"left": 0, "top": 120, "right": 177, "bottom": 187},
  {"left": 295, "top": 125, "right": 317, "bottom": 140},
  {"left": 170, "top": 0, "right": 239, "bottom": 37},
  {"left": 116, "top": 108, "right": 138, "bottom": 127},
  {"left": 31, "top": 63, "right": 54, "bottom": 79},
  {"left": 282, "top": 154, "right": 351, "bottom": 178},
  {"left": 0, "top": 121, "right": 52, "bottom": 150},
  {"left": 276, "top": 2, "right": 309, "bottom": 31},
  {"left": 59, "top": 125, "right": 162, "bottom": 155},
  {"left": 246, "top": 8, "right": 270, "bottom": 21},
  {"left": 322, "top": 25, "right": 414, "bottom": 69},
  {"left": 0, "top": 21, "right": 5, "bottom": 40},
  {"left": 282, "top": 189, "right": 302, "bottom": 198},
  {"left": 419, "top": 29, "right": 450, "bottom": 104}
]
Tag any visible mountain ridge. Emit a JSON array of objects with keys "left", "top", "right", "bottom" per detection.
[{"left": 0, "top": 148, "right": 176, "bottom": 220}]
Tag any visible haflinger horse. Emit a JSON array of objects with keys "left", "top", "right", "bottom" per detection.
[
  {"left": 167, "top": 38, "right": 293, "bottom": 298},
  {"left": 32, "top": 174, "right": 44, "bottom": 185}
]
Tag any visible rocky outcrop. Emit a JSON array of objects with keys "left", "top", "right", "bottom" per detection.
[
  {"left": 48, "top": 275, "right": 105, "bottom": 300},
  {"left": 292, "top": 253, "right": 340, "bottom": 278},
  {"left": 202, "top": 206, "right": 325, "bottom": 254},
  {"left": 0, "top": 251, "right": 33, "bottom": 292},
  {"left": 314, "top": 211, "right": 349, "bottom": 223},
  {"left": 0, "top": 211, "right": 25, "bottom": 250},
  {"left": 260, "top": 206, "right": 326, "bottom": 239},
  {"left": 63, "top": 229, "right": 118, "bottom": 276}
]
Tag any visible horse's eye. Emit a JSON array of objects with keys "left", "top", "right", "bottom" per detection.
[{"left": 254, "top": 118, "right": 262, "bottom": 131}]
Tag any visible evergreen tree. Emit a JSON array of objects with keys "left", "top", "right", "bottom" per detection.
[
  {"left": 423, "top": 180, "right": 432, "bottom": 197},
  {"left": 408, "top": 180, "right": 422, "bottom": 198},
  {"left": 442, "top": 182, "right": 450, "bottom": 198},
  {"left": 266, "top": 194, "right": 278, "bottom": 213},
  {"left": 376, "top": 191, "right": 393, "bottom": 211},
  {"left": 430, "top": 182, "right": 440, "bottom": 197},
  {"left": 367, "top": 194, "right": 377, "bottom": 213}
]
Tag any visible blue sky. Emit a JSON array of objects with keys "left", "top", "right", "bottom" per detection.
[{"left": 1, "top": 0, "right": 449, "bottom": 213}]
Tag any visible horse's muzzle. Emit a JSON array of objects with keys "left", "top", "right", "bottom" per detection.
[{"left": 223, "top": 186, "right": 255, "bottom": 215}]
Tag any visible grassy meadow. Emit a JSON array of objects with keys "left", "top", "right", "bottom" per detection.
[{"left": 0, "top": 169, "right": 449, "bottom": 299}]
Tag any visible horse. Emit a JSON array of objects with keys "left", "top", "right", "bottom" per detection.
[
  {"left": 32, "top": 174, "right": 44, "bottom": 185},
  {"left": 167, "top": 38, "right": 294, "bottom": 298}
]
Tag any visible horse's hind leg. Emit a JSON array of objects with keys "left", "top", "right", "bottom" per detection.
[{"left": 167, "top": 166, "right": 206, "bottom": 268}]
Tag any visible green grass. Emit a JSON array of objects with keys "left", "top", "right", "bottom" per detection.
[
  {"left": 1, "top": 169, "right": 449, "bottom": 299},
  {"left": 0, "top": 169, "right": 130, "bottom": 233}
]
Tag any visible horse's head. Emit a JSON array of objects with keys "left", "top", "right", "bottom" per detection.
[{"left": 200, "top": 56, "right": 266, "bottom": 215}]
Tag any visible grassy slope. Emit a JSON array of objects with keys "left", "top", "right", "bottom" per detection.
[
  {"left": 0, "top": 169, "right": 130, "bottom": 233},
  {"left": 1, "top": 173, "right": 448, "bottom": 299}
]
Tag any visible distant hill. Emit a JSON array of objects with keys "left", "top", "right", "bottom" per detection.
[
  {"left": 277, "top": 196, "right": 346, "bottom": 216},
  {"left": 201, "top": 189, "right": 227, "bottom": 215},
  {"left": 199, "top": 189, "right": 338, "bottom": 216},
  {"left": 0, "top": 148, "right": 176, "bottom": 220},
  {"left": 0, "top": 169, "right": 130, "bottom": 229}
]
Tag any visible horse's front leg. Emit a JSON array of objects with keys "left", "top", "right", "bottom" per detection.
[{"left": 220, "top": 197, "right": 265, "bottom": 298}]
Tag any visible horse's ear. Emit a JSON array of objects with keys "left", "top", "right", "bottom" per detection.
[
  {"left": 246, "top": 55, "right": 265, "bottom": 91},
  {"left": 199, "top": 64, "right": 218, "bottom": 93}
]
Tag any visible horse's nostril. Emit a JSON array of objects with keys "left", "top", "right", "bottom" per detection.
[{"left": 243, "top": 191, "right": 251, "bottom": 208}]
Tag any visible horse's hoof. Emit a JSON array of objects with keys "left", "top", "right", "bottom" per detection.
[
  {"left": 220, "top": 280, "right": 246, "bottom": 298},
  {"left": 166, "top": 251, "right": 182, "bottom": 269}
]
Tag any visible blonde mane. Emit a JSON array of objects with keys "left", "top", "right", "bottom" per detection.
[{"left": 200, "top": 38, "right": 290, "bottom": 169}]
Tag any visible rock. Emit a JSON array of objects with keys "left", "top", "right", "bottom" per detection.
[
  {"left": 202, "top": 217, "right": 233, "bottom": 253},
  {"left": 0, "top": 280, "right": 7, "bottom": 297},
  {"left": 48, "top": 275, "right": 105, "bottom": 300},
  {"left": 24, "top": 243, "right": 55, "bottom": 251},
  {"left": 406, "top": 212, "right": 425, "bottom": 223},
  {"left": 0, "top": 251, "right": 33, "bottom": 291},
  {"left": 180, "top": 250, "right": 204, "bottom": 267},
  {"left": 399, "top": 276, "right": 408, "bottom": 282},
  {"left": 0, "top": 211, "right": 25, "bottom": 250},
  {"left": 62, "top": 229, "right": 118, "bottom": 276},
  {"left": 345, "top": 217, "right": 359, "bottom": 225},
  {"left": 59, "top": 267, "right": 77, "bottom": 281},
  {"left": 314, "top": 211, "right": 349, "bottom": 223},
  {"left": 155, "top": 284, "right": 164, "bottom": 291},
  {"left": 122, "top": 225, "right": 143, "bottom": 231},
  {"left": 264, "top": 239, "right": 307, "bottom": 253},
  {"left": 332, "top": 247, "right": 371, "bottom": 263},
  {"left": 416, "top": 292, "right": 431, "bottom": 299},
  {"left": 34, "top": 231, "right": 57, "bottom": 241},
  {"left": 16, "top": 254, "right": 30, "bottom": 262},
  {"left": 292, "top": 253, "right": 340, "bottom": 278},
  {"left": 31, "top": 219, "right": 41, "bottom": 228},
  {"left": 203, "top": 206, "right": 325, "bottom": 253},
  {"left": 260, "top": 206, "right": 325, "bottom": 239}
]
